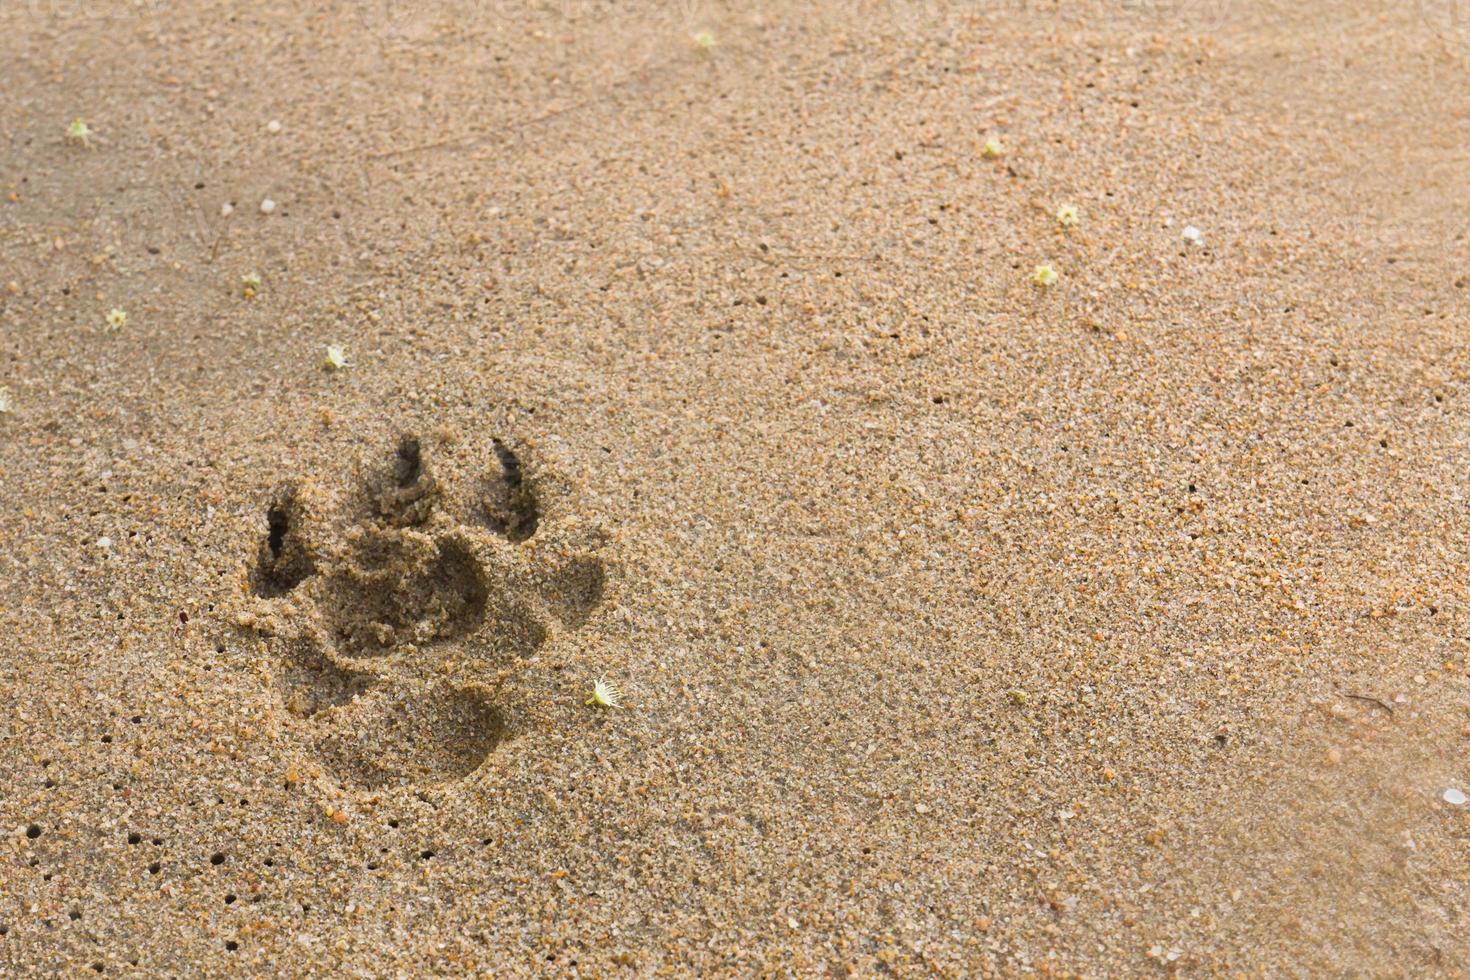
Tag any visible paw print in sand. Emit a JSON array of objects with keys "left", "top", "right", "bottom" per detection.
[{"left": 238, "top": 435, "right": 607, "bottom": 791}]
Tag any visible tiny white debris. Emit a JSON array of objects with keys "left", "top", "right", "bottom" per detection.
[
  {"left": 0, "top": 389, "right": 11, "bottom": 414},
  {"left": 66, "top": 118, "right": 94, "bottom": 145},
  {"left": 324, "top": 344, "right": 348, "bottom": 371},
  {"left": 1444, "top": 787, "right": 1468, "bottom": 806},
  {"left": 914, "top": 802, "right": 931, "bottom": 814},
  {"left": 266, "top": 119, "right": 283, "bottom": 133},
  {"left": 220, "top": 202, "right": 234, "bottom": 216},
  {"left": 97, "top": 536, "right": 112, "bottom": 549},
  {"left": 1182, "top": 225, "right": 1203, "bottom": 245},
  {"left": 260, "top": 198, "right": 276, "bottom": 214}
]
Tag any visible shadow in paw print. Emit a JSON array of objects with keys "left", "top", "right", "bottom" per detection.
[
  {"left": 312, "top": 683, "right": 505, "bottom": 789},
  {"left": 325, "top": 532, "right": 489, "bottom": 658},
  {"left": 480, "top": 438, "right": 539, "bottom": 541},
  {"left": 252, "top": 487, "right": 314, "bottom": 597},
  {"left": 274, "top": 634, "right": 374, "bottom": 719},
  {"left": 539, "top": 554, "right": 606, "bottom": 629}
]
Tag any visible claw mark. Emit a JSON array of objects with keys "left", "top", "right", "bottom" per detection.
[
  {"left": 482, "top": 438, "right": 539, "bottom": 541},
  {"left": 374, "top": 434, "right": 439, "bottom": 526},
  {"left": 252, "top": 487, "right": 314, "bottom": 597}
]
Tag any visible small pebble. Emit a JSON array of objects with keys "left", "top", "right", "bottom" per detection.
[
  {"left": 266, "top": 119, "right": 282, "bottom": 133},
  {"left": 1443, "top": 787, "right": 1467, "bottom": 806},
  {"left": 1182, "top": 225, "right": 1203, "bottom": 245},
  {"left": 260, "top": 199, "right": 276, "bottom": 214},
  {"left": 220, "top": 202, "right": 234, "bottom": 216}
]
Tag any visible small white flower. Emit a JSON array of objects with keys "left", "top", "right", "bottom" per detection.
[
  {"left": 586, "top": 676, "right": 624, "bottom": 708},
  {"left": 1182, "top": 225, "right": 1203, "bottom": 245},
  {"left": 1032, "top": 263, "right": 1057, "bottom": 287},
  {"left": 981, "top": 137, "right": 1004, "bottom": 159},
  {"left": 66, "top": 118, "right": 93, "bottom": 145},
  {"left": 691, "top": 28, "right": 716, "bottom": 50},
  {"left": 104, "top": 308, "right": 128, "bottom": 331},
  {"left": 241, "top": 272, "right": 262, "bottom": 297},
  {"left": 324, "top": 344, "right": 348, "bottom": 371},
  {"left": 1055, "top": 204, "right": 1078, "bottom": 227}
]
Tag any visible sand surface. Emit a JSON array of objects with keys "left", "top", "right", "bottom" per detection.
[{"left": 2, "top": 1, "right": 1469, "bottom": 975}]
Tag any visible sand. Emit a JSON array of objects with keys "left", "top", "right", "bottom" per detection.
[{"left": 2, "top": 0, "right": 1468, "bottom": 974}]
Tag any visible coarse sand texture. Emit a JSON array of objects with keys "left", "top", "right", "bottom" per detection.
[{"left": 1, "top": 0, "right": 1468, "bottom": 974}]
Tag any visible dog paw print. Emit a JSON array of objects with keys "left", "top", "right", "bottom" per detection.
[{"left": 238, "top": 434, "right": 607, "bottom": 791}]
